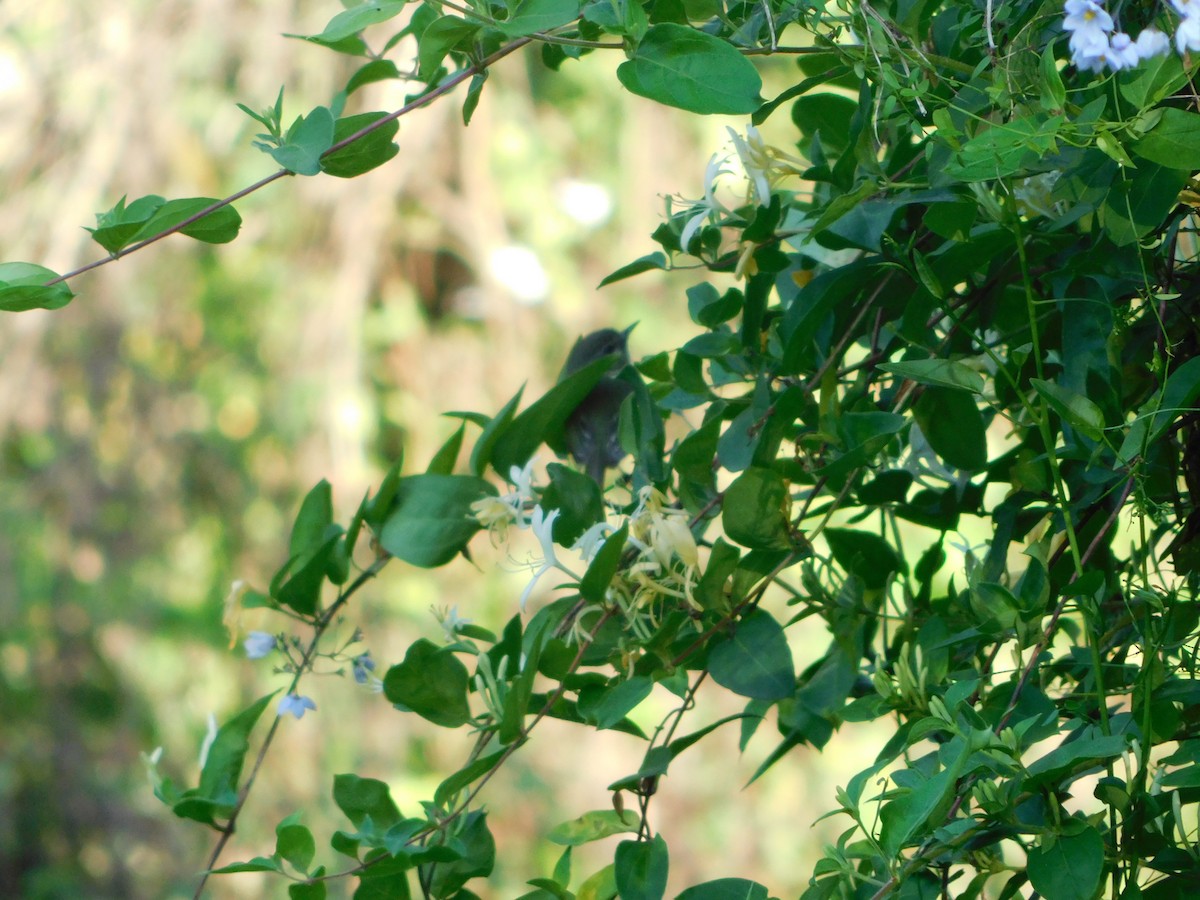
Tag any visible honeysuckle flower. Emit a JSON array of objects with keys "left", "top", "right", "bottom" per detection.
[
  {"left": 726, "top": 125, "right": 806, "bottom": 207},
  {"left": 471, "top": 456, "right": 542, "bottom": 540},
  {"left": 243, "top": 630, "right": 276, "bottom": 659},
  {"left": 1135, "top": 27, "right": 1171, "bottom": 59},
  {"left": 518, "top": 506, "right": 561, "bottom": 613},
  {"left": 630, "top": 487, "right": 699, "bottom": 570},
  {"left": 198, "top": 712, "right": 218, "bottom": 769},
  {"left": 678, "top": 153, "right": 733, "bottom": 251},
  {"left": 278, "top": 693, "right": 317, "bottom": 719},
  {"left": 1178, "top": 14, "right": 1200, "bottom": 52},
  {"left": 434, "top": 604, "right": 474, "bottom": 641},
  {"left": 572, "top": 521, "right": 616, "bottom": 563}
]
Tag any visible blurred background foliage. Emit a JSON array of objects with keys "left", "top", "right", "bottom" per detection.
[{"left": 0, "top": 1, "right": 881, "bottom": 896}]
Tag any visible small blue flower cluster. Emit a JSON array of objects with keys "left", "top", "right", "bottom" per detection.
[{"left": 1063, "top": 0, "right": 1187, "bottom": 72}]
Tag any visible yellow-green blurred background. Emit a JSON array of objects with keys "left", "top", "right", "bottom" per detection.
[{"left": 0, "top": 2, "right": 887, "bottom": 897}]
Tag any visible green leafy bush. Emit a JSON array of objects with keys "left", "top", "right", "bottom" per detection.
[{"left": 8, "top": 0, "right": 1200, "bottom": 897}]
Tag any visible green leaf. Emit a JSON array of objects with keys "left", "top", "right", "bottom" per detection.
[
  {"left": 708, "top": 610, "right": 795, "bottom": 701},
  {"left": 599, "top": 252, "right": 668, "bottom": 287},
  {"left": 210, "top": 857, "right": 285, "bottom": 874},
  {"left": 879, "top": 359, "right": 984, "bottom": 393},
  {"left": 945, "top": 116, "right": 1064, "bottom": 182},
  {"left": 548, "top": 810, "right": 639, "bottom": 846},
  {"left": 543, "top": 462, "right": 604, "bottom": 547},
  {"left": 291, "top": 480, "right": 333, "bottom": 556},
  {"left": 172, "top": 693, "right": 276, "bottom": 825},
  {"left": 1026, "top": 822, "right": 1104, "bottom": 900},
  {"left": 289, "top": 881, "right": 327, "bottom": 900},
  {"left": 271, "top": 106, "right": 336, "bottom": 175},
  {"left": 687, "top": 283, "right": 743, "bottom": 328},
  {"left": 497, "top": 0, "right": 581, "bottom": 38},
  {"left": 0, "top": 262, "right": 74, "bottom": 312},
  {"left": 1031, "top": 378, "right": 1105, "bottom": 441},
  {"left": 276, "top": 814, "right": 316, "bottom": 873},
  {"left": 143, "top": 198, "right": 241, "bottom": 244},
  {"left": 417, "top": 16, "right": 480, "bottom": 80},
  {"left": 614, "top": 834, "right": 669, "bottom": 900},
  {"left": 305, "top": 1, "right": 407, "bottom": 43},
  {"left": 577, "top": 676, "right": 654, "bottom": 729},
  {"left": 792, "top": 92, "right": 858, "bottom": 155},
  {"left": 344, "top": 59, "right": 401, "bottom": 96},
  {"left": 1133, "top": 107, "right": 1200, "bottom": 169},
  {"left": 384, "top": 639, "right": 471, "bottom": 727},
  {"left": 87, "top": 194, "right": 167, "bottom": 253},
  {"left": 470, "top": 386, "right": 524, "bottom": 476},
  {"left": 721, "top": 468, "right": 794, "bottom": 551},
  {"left": 434, "top": 750, "right": 506, "bottom": 808},
  {"left": 912, "top": 386, "right": 988, "bottom": 472},
  {"left": 424, "top": 810, "right": 495, "bottom": 897},
  {"left": 616, "top": 24, "right": 762, "bottom": 115},
  {"left": 1038, "top": 47, "right": 1065, "bottom": 112},
  {"left": 320, "top": 112, "right": 400, "bottom": 178},
  {"left": 580, "top": 522, "right": 630, "bottom": 604},
  {"left": 676, "top": 879, "right": 770, "bottom": 900},
  {"left": 824, "top": 527, "right": 903, "bottom": 590},
  {"left": 332, "top": 774, "right": 402, "bottom": 830},
  {"left": 491, "top": 353, "right": 617, "bottom": 474},
  {"left": 377, "top": 474, "right": 492, "bottom": 568}
]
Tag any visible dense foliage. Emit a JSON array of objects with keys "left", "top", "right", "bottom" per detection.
[{"left": 6, "top": 0, "right": 1200, "bottom": 897}]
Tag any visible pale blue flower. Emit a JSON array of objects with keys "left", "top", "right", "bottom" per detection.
[
  {"left": 1106, "top": 32, "right": 1141, "bottom": 69},
  {"left": 278, "top": 694, "right": 317, "bottom": 719},
  {"left": 1177, "top": 14, "right": 1200, "bottom": 52},
  {"left": 351, "top": 653, "right": 375, "bottom": 684},
  {"left": 1134, "top": 28, "right": 1170, "bottom": 59},
  {"left": 243, "top": 630, "right": 276, "bottom": 659}
]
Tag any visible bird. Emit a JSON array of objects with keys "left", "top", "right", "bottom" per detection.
[{"left": 560, "top": 327, "right": 634, "bottom": 486}]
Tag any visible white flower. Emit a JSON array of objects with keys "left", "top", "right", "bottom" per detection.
[
  {"left": 1063, "top": 0, "right": 1113, "bottom": 36},
  {"left": 243, "top": 630, "right": 276, "bottom": 659},
  {"left": 472, "top": 456, "right": 542, "bottom": 540},
  {"left": 1178, "top": 15, "right": 1200, "bottom": 52},
  {"left": 678, "top": 153, "right": 732, "bottom": 251},
  {"left": 518, "top": 506, "right": 561, "bottom": 613},
  {"left": 278, "top": 693, "right": 317, "bottom": 719},
  {"left": 728, "top": 126, "right": 772, "bottom": 206},
  {"left": 1076, "top": 43, "right": 1112, "bottom": 71},
  {"left": 572, "top": 521, "right": 616, "bottom": 563},
  {"left": 198, "top": 712, "right": 218, "bottom": 769},
  {"left": 1170, "top": 0, "right": 1200, "bottom": 18},
  {"left": 726, "top": 125, "right": 807, "bottom": 208},
  {"left": 434, "top": 604, "right": 474, "bottom": 641},
  {"left": 1106, "top": 32, "right": 1141, "bottom": 69},
  {"left": 1134, "top": 28, "right": 1170, "bottom": 59}
]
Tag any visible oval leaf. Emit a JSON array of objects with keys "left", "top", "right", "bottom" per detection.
[
  {"left": 617, "top": 24, "right": 762, "bottom": 115},
  {"left": 378, "top": 474, "right": 492, "bottom": 568},
  {"left": 1031, "top": 378, "right": 1105, "bottom": 441},
  {"left": 708, "top": 609, "right": 795, "bottom": 701}
]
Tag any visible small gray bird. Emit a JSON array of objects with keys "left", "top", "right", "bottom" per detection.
[{"left": 560, "top": 327, "right": 634, "bottom": 485}]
